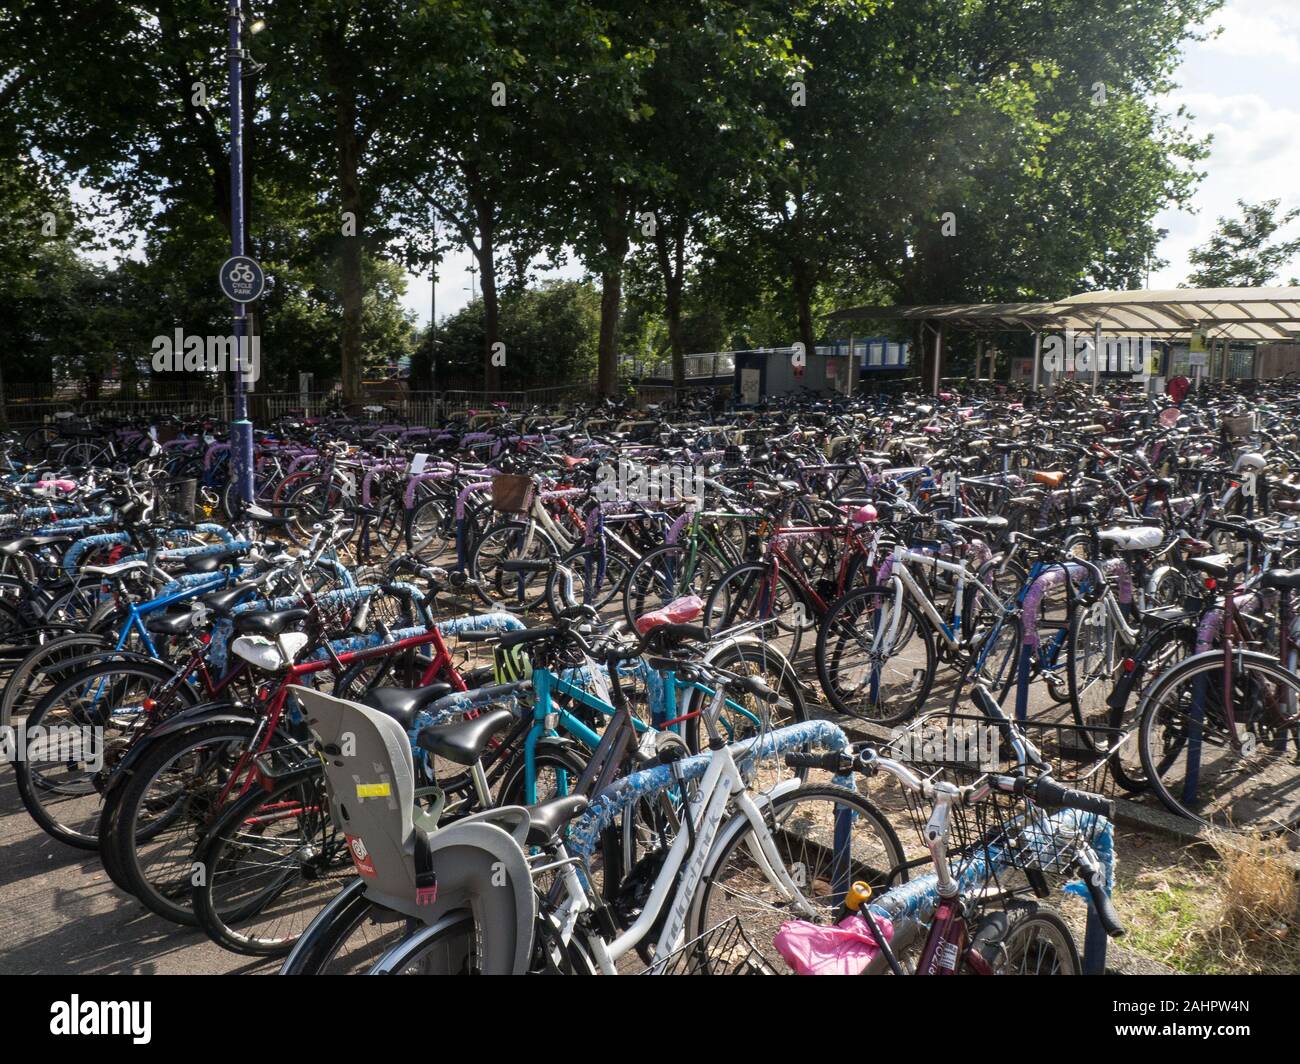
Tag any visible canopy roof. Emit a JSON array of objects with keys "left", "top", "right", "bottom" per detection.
[{"left": 828, "top": 287, "right": 1300, "bottom": 342}]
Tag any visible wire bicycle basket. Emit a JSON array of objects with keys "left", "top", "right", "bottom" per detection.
[
  {"left": 153, "top": 476, "right": 198, "bottom": 523},
  {"left": 880, "top": 711, "right": 1115, "bottom": 878},
  {"left": 491, "top": 474, "right": 535, "bottom": 514}
]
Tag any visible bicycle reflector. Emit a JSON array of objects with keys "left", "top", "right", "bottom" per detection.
[
  {"left": 494, "top": 643, "right": 533, "bottom": 683},
  {"left": 1204, "top": 577, "right": 1217, "bottom": 591}
]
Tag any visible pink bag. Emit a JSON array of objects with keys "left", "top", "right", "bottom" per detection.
[
  {"left": 36, "top": 479, "right": 77, "bottom": 494},
  {"left": 772, "top": 911, "right": 894, "bottom": 975},
  {"left": 634, "top": 595, "right": 704, "bottom": 635}
]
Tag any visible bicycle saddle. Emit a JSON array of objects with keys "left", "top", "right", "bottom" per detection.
[
  {"left": 144, "top": 608, "right": 199, "bottom": 635},
  {"left": 1186, "top": 553, "right": 1236, "bottom": 580},
  {"left": 361, "top": 682, "right": 455, "bottom": 728},
  {"left": 0, "top": 534, "right": 73, "bottom": 554},
  {"left": 1096, "top": 526, "right": 1162, "bottom": 551},
  {"left": 183, "top": 547, "right": 246, "bottom": 573},
  {"left": 948, "top": 515, "right": 1008, "bottom": 533},
  {"left": 1260, "top": 568, "right": 1300, "bottom": 591},
  {"left": 234, "top": 606, "right": 309, "bottom": 636},
  {"left": 200, "top": 579, "right": 263, "bottom": 615},
  {"left": 416, "top": 706, "right": 514, "bottom": 765},
  {"left": 524, "top": 794, "right": 590, "bottom": 846}
]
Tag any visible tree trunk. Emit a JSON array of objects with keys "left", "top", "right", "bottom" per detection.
[
  {"left": 792, "top": 265, "right": 817, "bottom": 367},
  {"left": 597, "top": 192, "right": 632, "bottom": 397},
  {"left": 335, "top": 120, "right": 364, "bottom": 403},
  {"left": 653, "top": 222, "right": 686, "bottom": 389},
  {"left": 324, "top": 24, "right": 364, "bottom": 404},
  {"left": 476, "top": 203, "right": 500, "bottom": 391},
  {"left": 597, "top": 267, "right": 622, "bottom": 396}
]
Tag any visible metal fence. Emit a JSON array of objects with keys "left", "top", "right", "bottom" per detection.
[{"left": 0, "top": 382, "right": 722, "bottom": 429}]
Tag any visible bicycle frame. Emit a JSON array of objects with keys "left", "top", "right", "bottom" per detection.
[
  {"left": 209, "top": 625, "right": 468, "bottom": 816},
  {"left": 522, "top": 663, "right": 767, "bottom": 804},
  {"left": 551, "top": 732, "right": 816, "bottom": 973}
]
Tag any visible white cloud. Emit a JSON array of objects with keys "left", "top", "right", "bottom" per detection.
[
  {"left": 1148, "top": 87, "right": 1300, "bottom": 287},
  {"left": 1199, "top": 1, "right": 1300, "bottom": 66}
]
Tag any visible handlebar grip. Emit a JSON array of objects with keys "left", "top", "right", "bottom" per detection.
[
  {"left": 1029, "top": 776, "right": 1114, "bottom": 818},
  {"left": 783, "top": 750, "right": 848, "bottom": 772},
  {"left": 635, "top": 622, "right": 710, "bottom": 651},
  {"left": 455, "top": 629, "right": 496, "bottom": 641},
  {"left": 497, "top": 626, "right": 560, "bottom": 648},
  {"left": 739, "top": 674, "right": 780, "bottom": 703},
  {"left": 1078, "top": 859, "right": 1125, "bottom": 937}
]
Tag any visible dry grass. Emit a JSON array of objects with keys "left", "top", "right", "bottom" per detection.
[
  {"left": 1198, "top": 830, "right": 1299, "bottom": 973},
  {"left": 1117, "top": 830, "right": 1300, "bottom": 975}
]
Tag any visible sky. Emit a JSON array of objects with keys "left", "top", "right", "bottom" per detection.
[{"left": 1143, "top": 0, "right": 1300, "bottom": 288}]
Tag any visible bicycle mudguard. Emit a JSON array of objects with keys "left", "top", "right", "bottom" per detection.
[
  {"left": 1104, "top": 620, "right": 1196, "bottom": 712},
  {"left": 293, "top": 685, "right": 536, "bottom": 975},
  {"left": 99, "top": 701, "right": 256, "bottom": 799}
]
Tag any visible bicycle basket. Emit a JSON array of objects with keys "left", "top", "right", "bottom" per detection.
[
  {"left": 491, "top": 473, "right": 534, "bottom": 513},
  {"left": 155, "top": 477, "right": 197, "bottom": 522},
  {"left": 1223, "top": 414, "right": 1254, "bottom": 440},
  {"left": 881, "top": 711, "right": 1117, "bottom": 876},
  {"left": 640, "top": 917, "right": 775, "bottom": 975}
]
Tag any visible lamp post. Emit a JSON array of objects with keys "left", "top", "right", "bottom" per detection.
[{"left": 226, "top": 3, "right": 262, "bottom": 503}]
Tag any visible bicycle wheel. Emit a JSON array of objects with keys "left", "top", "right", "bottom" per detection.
[
  {"left": 968, "top": 612, "right": 1023, "bottom": 701},
  {"left": 815, "top": 585, "right": 936, "bottom": 725},
  {"left": 193, "top": 769, "right": 352, "bottom": 956},
  {"left": 691, "top": 784, "right": 906, "bottom": 973},
  {"left": 280, "top": 885, "right": 420, "bottom": 974},
  {"left": 367, "top": 910, "right": 481, "bottom": 973},
  {"left": 703, "top": 561, "right": 809, "bottom": 660},
  {"left": 622, "top": 544, "right": 724, "bottom": 628},
  {"left": 967, "top": 900, "right": 1081, "bottom": 974},
  {"left": 497, "top": 741, "right": 589, "bottom": 808},
  {"left": 545, "top": 544, "right": 633, "bottom": 621},
  {"left": 106, "top": 719, "right": 260, "bottom": 925},
  {"left": 0, "top": 632, "right": 112, "bottom": 727},
  {"left": 681, "top": 640, "right": 808, "bottom": 761},
  {"left": 284, "top": 477, "right": 360, "bottom": 549},
  {"left": 1138, "top": 650, "right": 1300, "bottom": 832},
  {"left": 13, "top": 660, "right": 187, "bottom": 848},
  {"left": 1066, "top": 601, "right": 1122, "bottom": 733},
  {"left": 405, "top": 496, "right": 454, "bottom": 561},
  {"left": 1100, "top": 622, "right": 1197, "bottom": 791},
  {"left": 469, "top": 520, "right": 558, "bottom": 613}
]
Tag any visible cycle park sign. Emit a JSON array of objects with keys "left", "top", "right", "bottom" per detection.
[{"left": 218, "top": 255, "right": 265, "bottom": 303}]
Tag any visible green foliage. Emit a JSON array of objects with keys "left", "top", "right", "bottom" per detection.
[
  {"left": 1, "top": 0, "right": 1228, "bottom": 396},
  {"left": 432, "top": 280, "right": 601, "bottom": 388},
  {"left": 1185, "top": 200, "right": 1300, "bottom": 289}
]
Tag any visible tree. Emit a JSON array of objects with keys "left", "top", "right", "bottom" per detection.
[
  {"left": 1184, "top": 199, "right": 1300, "bottom": 288},
  {"left": 392, "top": 0, "right": 572, "bottom": 391},
  {"left": 433, "top": 280, "right": 600, "bottom": 389}
]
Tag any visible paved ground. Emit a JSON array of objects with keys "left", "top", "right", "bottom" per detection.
[{"left": 0, "top": 771, "right": 278, "bottom": 974}]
